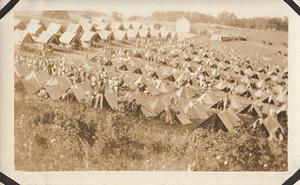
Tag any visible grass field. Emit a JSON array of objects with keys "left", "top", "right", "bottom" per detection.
[{"left": 15, "top": 92, "right": 288, "bottom": 171}]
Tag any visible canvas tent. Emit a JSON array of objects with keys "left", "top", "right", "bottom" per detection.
[
  {"left": 200, "top": 110, "right": 242, "bottom": 132},
  {"left": 26, "top": 70, "right": 51, "bottom": 87},
  {"left": 15, "top": 30, "right": 35, "bottom": 48},
  {"left": 140, "top": 97, "right": 166, "bottom": 118},
  {"left": 255, "top": 116, "right": 285, "bottom": 141},
  {"left": 139, "top": 29, "right": 151, "bottom": 38},
  {"left": 127, "top": 30, "right": 140, "bottom": 39},
  {"left": 59, "top": 32, "right": 81, "bottom": 49},
  {"left": 46, "top": 23, "right": 64, "bottom": 34},
  {"left": 113, "top": 30, "right": 128, "bottom": 40},
  {"left": 197, "top": 91, "right": 225, "bottom": 106},
  {"left": 131, "top": 22, "right": 142, "bottom": 30},
  {"left": 24, "top": 19, "right": 45, "bottom": 36},
  {"left": 36, "top": 31, "right": 60, "bottom": 45},
  {"left": 182, "top": 102, "right": 209, "bottom": 120},
  {"left": 46, "top": 77, "right": 72, "bottom": 100},
  {"left": 15, "top": 64, "right": 31, "bottom": 78},
  {"left": 239, "top": 103, "right": 262, "bottom": 117},
  {"left": 98, "top": 30, "right": 115, "bottom": 41},
  {"left": 175, "top": 86, "right": 196, "bottom": 99},
  {"left": 24, "top": 22, "right": 45, "bottom": 36},
  {"left": 81, "top": 32, "right": 101, "bottom": 47},
  {"left": 122, "top": 21, "right": 133, "bottom": 29},
  {"left": 20, "top": 78, "right": 41, "bottom": 94},
  {"left": 104, "top": 88, "right": 118, "bottom": 110},
  {"left": 110, "top": 22, "right": 124, "bottom": 30},
  {"left": 14, "top": 19, "right": 26, "bottom": 31},
  {"left": 151, "top": 30, "right": 161, "bottom": 38},
  {"left": 96, "top": 22, "right": 110, "bottom": 31},
  {"left": 65, "top": 23, "right": 83, "bottom": 34},
  {"left": 70, "top": 83, "right": 92, "bottom": 103},
  {"left": 160, "top": 30, "right": 172, "bottom": 39},
  {"left": 175, "top": 111, "right": 193, "bottom": 125}
]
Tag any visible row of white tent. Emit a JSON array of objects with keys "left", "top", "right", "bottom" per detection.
[
  {"left": 14, "top": 18, "right": 172, "bottom": 37},
  {"left": 14, "top": 18, "right": 182, "bottom": 49},
  {"left": 15, "top": 28, "right": 180, "bottom": 49}
]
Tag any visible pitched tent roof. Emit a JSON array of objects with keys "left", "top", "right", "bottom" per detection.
[
  {"left": 113, "top": 30, "right": 128, "bottom": 40},
  {"left": 59, "top": 32, "right": 80, "bottom": 44},
  {"left": 131, "top": 22, "right": 142, "bottom": 30},
  {"left": 175, "top": 86, "right": 196, "bottom": 99},
  {"left": 155, "top": 81, "right": 170, "bottom": 94},
  {"left": 46, "top": 77, "right": 72, "bottom": 100},
  {"left": 26, "top": 19, "right": 42, "bottom": 27},
  {"left": 122, "top": 21, "right": 132, "bottom": 29},
  {"left": 81, "top": 23, "right": 97, "bottom": 33},
  {"left": 160, "top": 30, "right": 172, "bottom": 39},
  {"left": 36, "top": 31, "right": 60, "bottom": 44},
  {"left": 230, "top": 96, "right": 252, "bottom": 111},
  {"left": 46, "top": 76, "right": 72, "bottom": 90},
  {"left": 140, "top": 97, "right": 166, "bottom": 117},
  {"left": 46, "top": 85, "right": 66, "bottom": 100},
  {"left": 276, "top": 92, "right": 287, "bottom": 104},
  {"left": 197, "top": 91, "right": 226, "bottom": 105},
  {"left": 26, "top": 70, "right": 51, "bottom": 87},
  {"left": 14, "top": 19, "right": 27, "bottom": 31},
  {"left": 127, "top": 30, "right": 140, "bottom": 39},
  {"left": 260, "top": 116, "right": 285, "bottom": 139},
  {"left": 239, "top": 104, "right": 262, "bottom": 117},
  {"left": 46, "top": 23, "right": 63, "bottom": 34},
  {"left": 15, "top": 64, "right": 31, "bottom": 78},
  {"left": 98, "top": 30, "right": 115, "bottom": 41},
  {"left": 24, "top": 22, "right": 44, "bottom": 36},
  {"left": 79, "top": 17, "right": 90, "bottom": 25},
  {"left": 110, "top": 22, "right": 124, "bottom": 30},
  {"left": 81, "top": 31, "right": 101, "bottom": 42},
  {"left": 216, "top": 80, "right": 231, "bottom": 91},
  {"left": 182, "top": 101, "right": 209, "bottom": 120},
  {"left": 176, "top": 111, "right": 193, "bottom": 125},
  {"left": 139, "top": 29, "right": 151, "bottom": 38},
  {"left": 65, "top": 23, "right": 82, "bottom": 34},
  {"left": 200, "top": 110, "right": 242, "bottom": 132},
  {"left": 20, "top": 78, "right": 41, "bottom": 94},
  {"left": 71, "top": 83, "right": 92, "bottom": 103},
  {"left": 15, "top": 30, "right": 35, "bottom": 47},
  {"left": 104, "top": 88, "right": 118, "bottom": 110},
  {"left": 151, "top": 30, "right": 161, "bottom": 38},
  {"left": 96, "top": 22, "right": 110, "bottom": 30}
]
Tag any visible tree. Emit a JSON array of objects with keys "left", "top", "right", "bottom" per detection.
[
  {"left": 217, "top": 11, "right": 238, "bottom": 26},
  {"left": 112, "top": 11, "right": 123, "bottom": 21}
]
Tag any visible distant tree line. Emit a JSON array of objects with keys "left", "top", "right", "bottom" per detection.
[{"left": 144, "top": 11, "right": 288, "bottom": 31}]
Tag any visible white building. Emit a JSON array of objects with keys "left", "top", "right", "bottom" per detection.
[{"left": 175, "top": 16, "right": 191, "bottom": 33}]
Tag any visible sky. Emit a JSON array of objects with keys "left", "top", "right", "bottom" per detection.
[
  {"left": 92, "top": 0, "right": 290, "bottom": 18},
  {"left": 22, "top": 0, "right": 292, "bottom": 18}
]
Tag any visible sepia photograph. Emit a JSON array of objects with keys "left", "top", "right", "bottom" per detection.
[{"left": 13, "top": 0, "right": 288, "bottom": 171}]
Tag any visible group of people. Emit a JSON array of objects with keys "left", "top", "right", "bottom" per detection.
[{"left": 15, "top": 36, "right": 287, "bottom": 129}]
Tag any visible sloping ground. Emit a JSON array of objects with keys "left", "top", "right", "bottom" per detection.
[
  {"left": 194, "top": 22, "right": 288, "bottom": 45},
  {"left": 191, "top": 35, "right": 287, "bottom": 67},
  {"left": 15, "top": 94, "right": 287, "bottom": 171}
]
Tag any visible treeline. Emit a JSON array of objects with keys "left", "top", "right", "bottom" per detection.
[{"left": 146, "top": 11, "right": 288, "bottom": 31}]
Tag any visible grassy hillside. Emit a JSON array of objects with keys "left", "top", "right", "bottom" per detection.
[{"left": 15, "top": 94, "right": 287, "bottom": 171}]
